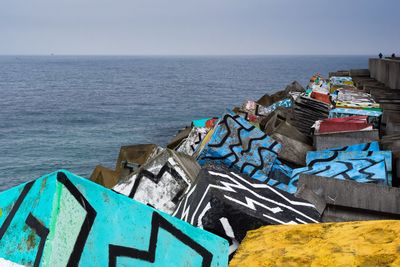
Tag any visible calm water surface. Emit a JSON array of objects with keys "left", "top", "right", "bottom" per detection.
[{"left": 0, "top": 55, "right": 370, "bottom": 190}]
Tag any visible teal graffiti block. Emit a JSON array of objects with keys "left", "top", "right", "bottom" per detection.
[{"left": 0, "top": 170, "right": 229, "bottom": 267}]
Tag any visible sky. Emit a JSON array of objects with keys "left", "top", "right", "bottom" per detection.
[{"left": 1, "top": 0, "right": 399, "bottom": 55}]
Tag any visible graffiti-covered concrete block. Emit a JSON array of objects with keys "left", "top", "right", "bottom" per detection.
[
  {"left": 173, "top": 165, "right": 320, "bottom": 255},
  {"left": 113, "top": 149, "right": 200, "bottom": 214},
  {"left": 0, "top": 170, "right": 228, "bottom": 266},
  {"left": 197, "top": 111, "right": 284, "bottom": 189},
  {"left": 176, "top": 127, "right": 209, "bottom": 156},
  {"left": 230, "top": 220, "right": 400, "bottom": 267},
  {"left": 288, "top": 157, "right": 388, "bottom": 193},
  {"left": 306, "top": 150, "right": 393, "bottom": 185}
]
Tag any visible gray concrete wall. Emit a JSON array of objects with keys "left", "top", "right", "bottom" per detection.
[{"left": 369, "top": 58, "right": 400, "bottom": 89}]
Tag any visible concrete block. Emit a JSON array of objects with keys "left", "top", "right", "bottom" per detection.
[
  {"left": 113, "top": 149, "right": 200, "bottom": 214},
  {"left": 291, "top": 96, "right": 330, "bottom": 135},
  {"left": 197, "top": 110, "right": 285, "bottom": 190},
  {"left": 167, "top": 126, "right": 192, "bottom": 150},
  {"left": 313, "top": 130, "right": 379, "bottom": 150},
  {"left": 297, "top": 174, "right": 400, "bottom": 221},
  {"left": 369, "top": 58, "right": 400, "bottom": 89},
  {"left": 115, "top": 144, "right": 161, "bottom": 177},
  {"left": 288, "top": 157, "right": 388, "bottom": 193},
  {"left": 230, "top": 220, "right": 400, "bottom": 266},
  {"left": 173, "top": 165, "right": 320, "bottom": 255},
  {"left": 0, "top": 170, "right": 228, "bottom": 266},
  {"left": 271, "top": 133, "right": 313, "bottom": 166},
  {"left": 89, "top": 165, "right": 120, "bottom": 188},
  {"left": 349, "top": 68, "right": 370, "bottom": 77},
  {"left": 176, "top": 127, "right": 209, "bottom": 156}
]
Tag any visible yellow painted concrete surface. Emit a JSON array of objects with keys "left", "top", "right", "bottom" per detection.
[{"left": 230, "top": 220, "right": 400, "bottom": 267}]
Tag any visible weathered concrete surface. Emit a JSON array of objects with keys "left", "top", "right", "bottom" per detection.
[
  {"left": 230, "top": 220, "right": 400, "bottom": 267},
  {"left": 89, "top": 165, "right": 120, "bottom": 188},
  {"left": 296, "top": 174, "right": 400, "bottom": 221},
  {"left": 0, "top": 170, "right": 228, "bottom": 266},
  {"left": 167, "top": 126, "right": 192, "bottom": 150},
  {"left": 349, "top": 68, "right": 370, "bottom": 77},
  {"left": 314, "top": 130, "right": 379, "bottom": 150},
  {"left": 271, "top": 133, "right": 313, "bottom": 166},
  {"left": 369, "top": 58, "right": 400, "bottom": 89},
  {"left": 115, "top": 144, "right": 161, "bottom": 177}
]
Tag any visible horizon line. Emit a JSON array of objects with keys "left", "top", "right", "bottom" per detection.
[{"left": 0, "top": 54, "right": 377, "bottom": 57}]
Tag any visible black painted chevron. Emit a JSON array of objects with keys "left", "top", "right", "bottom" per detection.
[
  {"left": 25, "top": 213, "right": 49, "bottom": 267},
  {"left": 57, "top": 172, "right": 97, "bottom": 266},
  {"left": 108, "top": 212, "right": 213, "bottom": 267},
  {"left": 128, "top": 161, "right": 183, "bottom": 198}
]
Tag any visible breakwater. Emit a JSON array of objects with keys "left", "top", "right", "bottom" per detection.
[{"left": 0, "top": 57, "right": 399, "bottom": 266}]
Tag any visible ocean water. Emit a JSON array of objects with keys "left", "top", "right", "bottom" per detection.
[{"left": 0, "top": 55, "right": 370, "bottom": 190}]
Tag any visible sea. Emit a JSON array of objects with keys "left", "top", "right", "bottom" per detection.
[{"left": 0, "top": 55, "right": 370, "bottom": 191}]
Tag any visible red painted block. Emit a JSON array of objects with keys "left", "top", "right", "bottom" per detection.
[{"left": 318, "top": 116, "right": 373, "bottom": 133}]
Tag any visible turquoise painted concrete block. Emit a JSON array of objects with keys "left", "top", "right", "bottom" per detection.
[{"left": 0, "top": 170, "right": 229, "bottom": 267}]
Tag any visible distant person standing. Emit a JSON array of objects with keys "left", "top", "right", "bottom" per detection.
[{"left": 379, "top": 53, "right": 383, "bottom": 58}]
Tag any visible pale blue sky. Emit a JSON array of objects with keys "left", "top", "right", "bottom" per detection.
[{"left": 1, "top": 0, "right": 399, "bottom": 55}]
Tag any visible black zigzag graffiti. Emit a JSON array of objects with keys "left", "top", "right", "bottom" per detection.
[
  {"left": 108, "top": 212, "right": 213, "bottom": 267},
  {"left": 208, "top": 114, "right": 256, "bottom": 148},
  {"left": 128, "top": 161, "right": 184, "bottom": 199},
  {"left": 25, "top": 213, "right": 49, "bottom": 267},
  {"left": 329, "top": 142, "right": 372, "bottom": 151},
  {"left": 291, "top": 165, "right": 331, "bottom": 188},
  {"left": 305, "top": 158, "right": 383, "bottom": 181},
  {"left": 199, "top": 114, "right": 279, "bottom": 178},
  {"left": 56, "top": 172, "right": 97, "bottom": 266},
  {"left": 190, "top": 132, "right": 204, "bottom": 152},
  {"left": 308, "top": 152, "right": 339, "bottom": 167}
]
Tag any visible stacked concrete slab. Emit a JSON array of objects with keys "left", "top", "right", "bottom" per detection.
[{"left": 296, "top": 174, "right": 400, "bottom": 222}]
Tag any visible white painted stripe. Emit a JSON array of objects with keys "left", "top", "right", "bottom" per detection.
[
  {"left": 219, "top": 217, "right": 239, "bottom": 254},
  {"left": 208, "top": 171, "right": 319, "bottom": 223},
  {"left": 0, "top": 258, "right": 25, "bottom": 267}
]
